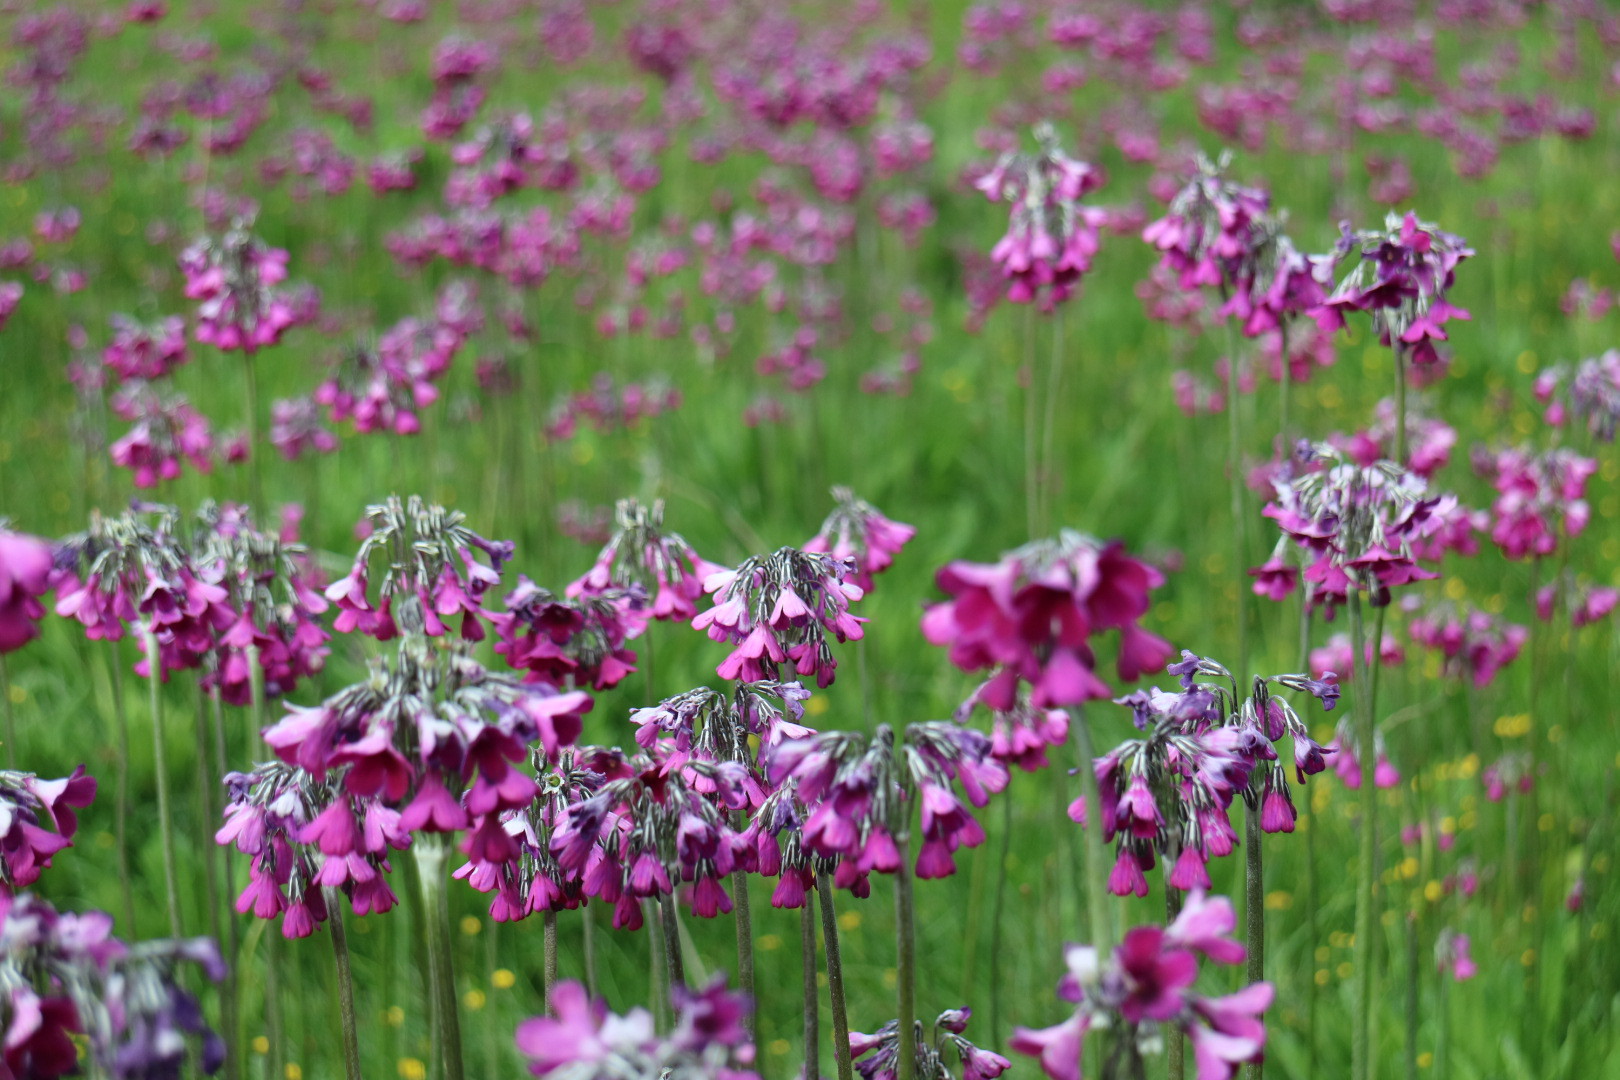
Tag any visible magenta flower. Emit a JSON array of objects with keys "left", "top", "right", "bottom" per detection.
[
  {"left": 179, "top": 216, "right": 308, "bottom": 354},
  {"left": 804, "top": 486, "right": 916, "bottom": 594},
  {"left": 0, "top": 766, "right": 97, "bottom": 890},
  {"left": 1475, "top": 445, "right": 1595, "bottom": 560},
  {"left": 0, "top": 527, "right": 54, "bottom": 654},
  {"left": 1321, "top": 211, "right": 1472, "bottom": 367},
  {"left": 568, "top": 498, "right": 724, "bottom": 622},
  {"left": 850, "top": 1008, "right": 1007, "bottom": 1080},
  {"left": 923, "top": 530, "right": 1172, "bottom": 710}
]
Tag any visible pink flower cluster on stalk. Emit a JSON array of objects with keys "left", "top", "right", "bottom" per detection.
[
  {"left": 515, "top": 977, "right": 759, "bottom": 1079},
  {"left": 547, "top": 748, "right": 752, "bottom": 927},
  {"left": 1254, "top": 443, "right": 1447, "bottom": 613},
  {"left": 804, "top": 485, "right": 916, "bottom": 593},
  {"left": 767, "top": 721, "right": 1008, "bottom": 889},
  {"left": 1474, "top": 445, "right": 1596, "bottom": 560},
  {"left": 1087, "top": 652, "right": 1336, "bottom": 895},
  {"left": 1406, "top": 601, "right": 1527, "bottom": 688},
  {"left": 1534, "top": 572, "right": 1619, "bottom": 628},
  {"left": 1535, "top": 350, "right": 1620, "bottom": 441},
  {"left": 0, "top": 526, "right": 54, "bottom": 653},
  {"left": 1335, "top": 398, "right": 1457, "bottom": 479},
  {"left": 568, "top": 498, "right": 724, "bottom": 622},
  {"left": 107, "top": 385, "right": 217, "bottom": 488},
  {"left": 0, "top": 891, "right": 226, "bottom": 1079},
  {"left": 1143, "top": 152, "right": 1328, "bottom": 339},
  {"left": 101, "top": 314, "right": 187, "bottom": 381},
  {"left": 1320, "top": 211, "right": 1472, "bottom": 368},
  {"left": 491, "top": 577, "right": 645, "bottom": 691},
  {"left": 1010, "top": 891, "right": 1272, "bottom": 1080},
  {"left": 694, "top": 546, "right": 866, "bottom": 688},
  {"left": 922, "top": 529, "right": 1173, "bottom": 710},
  {"left": 179, "top": 216, "right": 308, "bottom": 354},
  {"left": 848, "top": 1007, "right": 1009, "bottom": 1080},
  {"left": 975, "top": 122, "right": 1107, "bottom": 309},
  {"left": 0, "top": 766, "right": 96, "bottom": 891}
]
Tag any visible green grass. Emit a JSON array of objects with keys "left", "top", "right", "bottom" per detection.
[{"left": 2, "top": 4, "right": 1620, "bottom": 1078}]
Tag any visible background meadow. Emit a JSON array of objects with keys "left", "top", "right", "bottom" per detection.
[{"left": 2, "top": 1, "right": 1619, "bottom": 1078}]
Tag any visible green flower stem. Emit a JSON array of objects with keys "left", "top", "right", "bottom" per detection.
[
  {"left": 414, "top": 834, "right": 466, "bottom": 1080},
  {"left": 801, "top": 902, "right": 820, "bottom": 1080},
  {"left": 106, "top": 645, "right": 138, "bottom": 938},
  {"left": 816, "top": 872, "right": 854, "bottom": 1080},
  {"left": 1349, "top": 591, "right": 1378, "bottom": 1080},
  {"left": 1068, "top": 708, "right": 1113, "bottom": 956},
  {"left": 142, "top": 631, "right": 183, "bottom": 940},
  {"left": 543, "top": 909, "right": 558, "bottom": 1014},
  {"left": 0, "top": 652, "right": 15, "bottom": 769},
  {"left": 323, "top": 887, "right": 365, "bottom": 1080}
]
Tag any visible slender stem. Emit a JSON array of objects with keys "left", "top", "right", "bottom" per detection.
[
  {"left": 1403, "top": 912, "right": 1418, "bottom": 1080},
  {"left": 988, "top": 791, "right": 1012, "bottom": 1047},
  {"left": 650, "top": 899, "right": 670, "bottom": 1033},
  {"left": 1224, "top": 321, "right": 1250, "bottom": 684},
  {"left": 661, "top": 892, "right": 687, "bottom": 991},
  {"left": 1277, "top": 321, "right": 1291, "bottom": 458},
  {"left": 415, "top": 835, "right": 466, "bottom": 1080},
  {"left": 802, "top": 901, "right": 821, "bottom": 1080},
  {"left": 242, "top": 354, "right": 264, "bottom": 517},
  {"left": 543, "top": 909, "right": 558, "bottom": 1014},
  {"left": 733, "top": 864, "right": 756, "bottom": 1043},
  {"left": 816, "top": 873, "right": 854, "bottom": 1080},
  {"left": 142, "top": 631, "right": 183, "bottom": 939},
  {"left": 107, "top": 646, "right": 138, "bottom": 937},
  {"left": 1349, "top": 592, "right": 1377, "bottom": 1080},
  {"left": 1391, "top": 344, "right": 1407, "bottom": 465},
  {"left": 1166, "top": 872, "right": 1185, "bottom": 1080},
  {"left": 1041, "top": 307, "right": 1066, "bottom": 529},
  {"left": 895, "top": 825, "right": 917, "bottom": 1080},
  {"left": 1023, "top": 304, "right": 1039, "bottom": 540},
  {"left": 582, "top": 903, "right": 598, "bottom": 998},
  {"left": 245, "top": 645, "right": 284, "bottom": 1080},
  {"left": 857, "top": 638, "right": 874, "bottom": 732},
  {"left": 0, "top": 652, "right": 15, "bottom": 769},
  {"left": 324, "top": 887, "right": 365, "bottom": 1080},
  {"left": 192, "top": 681, "right": 235, "bottom": 1080},
  {"left": 209, "top": 689, "right": 242, "bottom": 1080},
  {"left": 1242, "top": 799, "right": 1265, "bottom": 1080},
  {"left": 1435, "top": 958, "right": 1450, "bottom": 1080},
  {"left": 1068, "top": 708, "right": 1114, "bottom": 956}
]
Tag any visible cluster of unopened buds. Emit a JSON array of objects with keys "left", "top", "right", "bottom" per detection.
[{"left": 1010, "top": 891, "right": 1272, "bottom": 1080}]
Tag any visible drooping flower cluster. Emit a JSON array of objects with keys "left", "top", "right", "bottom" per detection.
[
  {"left": 491, "top": 577, "right": 645, "bottom": 691},
  {"left": 975, "top": 122, "right": 1106, "bottom": 308},
  {"left": 325, "top": 494, "right": 513, "bottom": 641},
  {"left": 922, "top": 529, "right": 1173, "bottom": 709},
  {"left": 178, "top": 215, "right": 305, "bottom": 354},
  {"left": 185, "top": 502, "right": 329, "bottom": 703},
  {"left": 456, "top": 747, "right": 618, "bottom": 922},
  {"left": 1010, "top": 892, "right": 1272, "bottom": 1080},
  {"left": 768, "top": 721, "right": 1008, "bottom": 888},
  {"left": 0, "top": 766, "right": 96, "bottom": 891},
  {"left": 1321, "top": 211, "right": 1473, "bottom": 367},
  {"left": 1089, "top": 653, "right": 1336, "bottom": 895},
  {"left": 568, "top": 498, "right": 724, "bottom": 622},
  {"left": 804, "top": 486, "right": 916, "bottom": 593},
  {"left": 1535, "top": 350, "right": 1620, "bottom": 441},
  {"left": 1256, "top": 442, "right": 1446, "bottom": 612},
  {"left": 1336, "top": 398, "right": 1457, "bottom": 479},
  {"left": 1534, "top": 571, "right": 1619, "bottom": 628},
  {"left": 548, "top": 747, "right": 751, "bottom": 927},
  {"left": 849, "top": 1007, "right": 1010, "bottom": 1080},
  {"left": 53, "top": 504, "right": 235, "bottom": 678},
  {"left": 1406, "top": 602, "right": 1527, "bottom": 688},
  {"left": 107, "top": 385, "right": 217, "bottom": 488},
  {"left": 0, "top": 891, "right": 226, "bottom": 1079},
  {"left": 0, "top": 525, "right": 54, "bottom": 654},
  {"left": 515, "top": 977, "right": 759, "bottom": 1080},
  {"left": 694, "top": 547, "right": 866, "bottom": 688},
  {"left": 217, "top": 761, "right": 408, "bottom": 935},
  {"left": 955, "top": 680, "right": 1071, "bottom": 773},
  {"left": 255, "top": 642, "right": 593, "bottom": 895},
  {"left": 101, "top": 314, "right": 188, "bottom": 382},
  {"left": 1473, "top": 445, "right": 1596, "bottom": 560},
  {"left": 1142, "top": 152, "right": 1328, "bottom": 338}
]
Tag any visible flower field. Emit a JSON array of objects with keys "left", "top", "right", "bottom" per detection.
[{"left": 1, "top": 2, "right": 1619, "bottom": 1079}]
